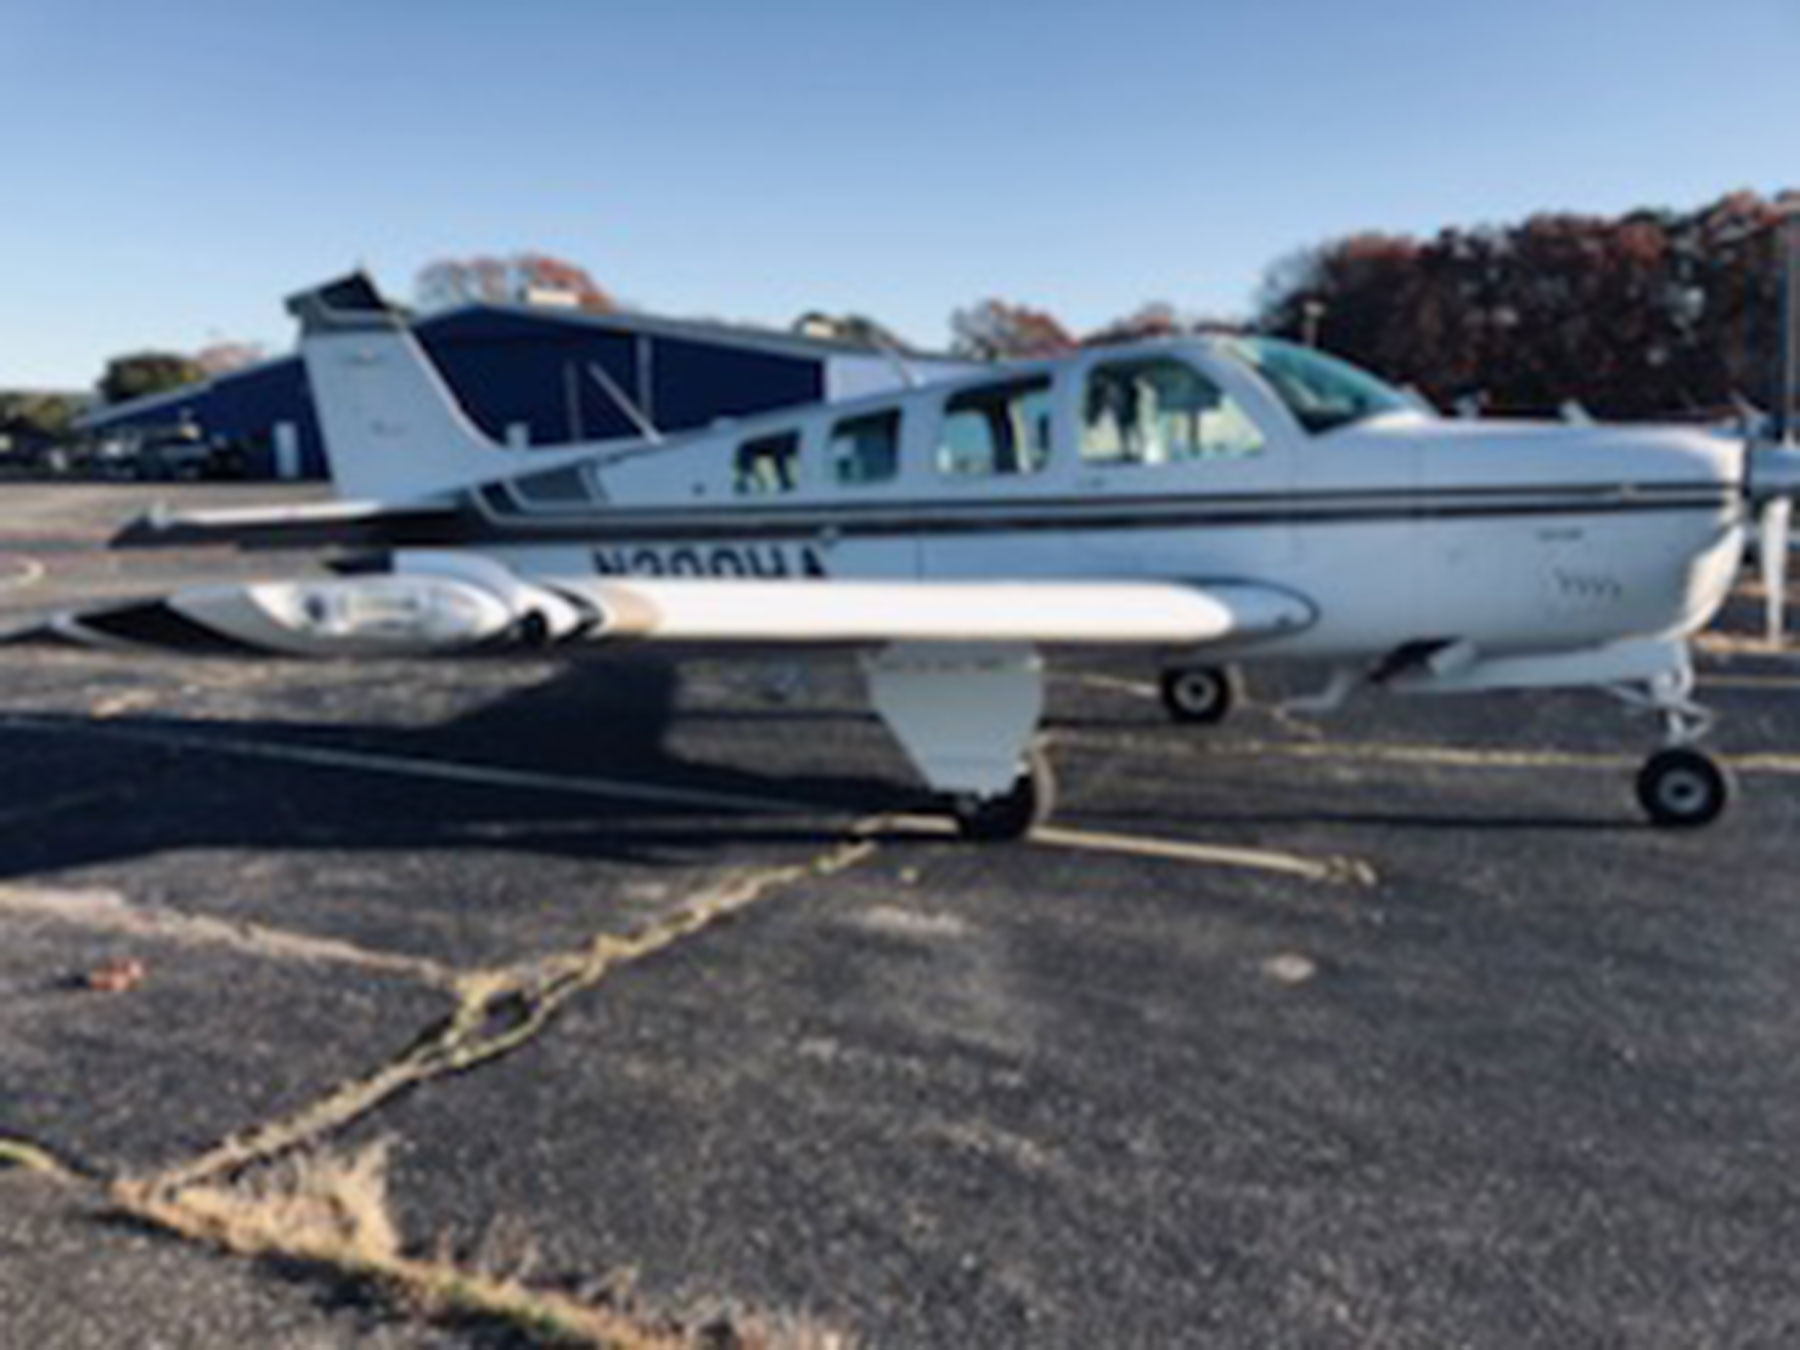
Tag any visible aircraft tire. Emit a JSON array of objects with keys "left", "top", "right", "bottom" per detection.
[
  {"left": 954, "top": 747, "right": 1055, "bottom": 842},
  {"left": 1160, "top": 664, "right": 1241, "bottom": 725},
  {"left": 1636, "top": 747, "right": 1733, "bottom": 828}
]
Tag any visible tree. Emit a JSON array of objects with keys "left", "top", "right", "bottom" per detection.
[
  {"left": 950, "top": 299, "right": 1074, "bottom": 361},
  {"left": 415, "top": 253, "right": 615, "bottom": 313},
  {"left": 194, "top": 341, "right": 266, "bottom": 376},
  {"left": 98, "top": 352, "right": 205, "bottom": 406},
  {"left": 1251, "top": 190, "right": 1798, "bottom": 419},
  {"left": 1083, "top": 301, "right": 1185, "bottom": 346},
  {"left": 0, "top": 391, "right": 82, "bottom": 446}
]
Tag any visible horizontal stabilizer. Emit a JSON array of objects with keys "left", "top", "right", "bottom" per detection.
[{"left": 113, "top": 500, "right": 468, "bottom": 551}]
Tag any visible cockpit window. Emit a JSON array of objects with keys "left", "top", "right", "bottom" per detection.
[
  {"left": 1223, "top": 337, "right": 1414, "bottom": 434},
  {"left": 1081, "top": 357, "right": 1264, "bottom": 465}
]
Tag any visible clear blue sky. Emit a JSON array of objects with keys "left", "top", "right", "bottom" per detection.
[{"left": 2, "top": 0, "right": 1796, "bottom": 388}]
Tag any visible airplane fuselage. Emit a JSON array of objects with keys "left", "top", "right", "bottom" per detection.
[{"left": 456, "top": 337, "right": 1746, "bottom": 668}]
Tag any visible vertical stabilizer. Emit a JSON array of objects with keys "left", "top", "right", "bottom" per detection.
[{"left": 288, "top": 273, "right": 503, "bottom": 503}]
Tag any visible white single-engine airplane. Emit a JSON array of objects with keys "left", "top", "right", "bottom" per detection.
[{"left": 41, "top": 273, "right": 1800, "bottom": 837}]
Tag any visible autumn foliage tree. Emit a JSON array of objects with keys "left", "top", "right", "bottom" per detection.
[
  {"left": 1082, "top": 302, "right": 1185, "bottom": 347},
  {"left": 1256, "top": 190, "right": 1797, "bottom": 419},
  {"left": 414, "top": 252, "right": 615, "bottom": 313},
  {"left": 950, "top": 299, "right": 1075, "bottom": 360},
  {"left": 194, "top": 341, "right": 267, "bottom": 376}
]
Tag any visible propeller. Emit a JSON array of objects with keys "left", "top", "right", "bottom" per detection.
[
  {"left": 1748, "top": 422, "right": 1800, "bottom": 646},
  {"left": 1761, "top": 493, "right": 1792, "bottom": 645}
]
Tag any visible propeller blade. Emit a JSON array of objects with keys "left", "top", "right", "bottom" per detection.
[{"left": 1762, "top": 495, "right": 1793, "bottom": 646}]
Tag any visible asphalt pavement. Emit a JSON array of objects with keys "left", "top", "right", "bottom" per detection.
[{"left": 3, "top": 484, "right": 1800, "bottom": 1348}]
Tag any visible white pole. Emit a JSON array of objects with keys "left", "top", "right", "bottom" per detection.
[{"left": 1779, "top": 202, "right": 1799, "bottom": 447}]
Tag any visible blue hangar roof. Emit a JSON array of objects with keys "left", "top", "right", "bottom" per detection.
[{"left": 80, "top": 302, "right": 961, "bottom": 480}]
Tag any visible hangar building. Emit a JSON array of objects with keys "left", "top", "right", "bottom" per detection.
[{"left": 79, "top": 302, "right": 970, "bottom": 481}]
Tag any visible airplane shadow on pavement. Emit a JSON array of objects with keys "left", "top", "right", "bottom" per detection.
[{"left": 0, "top": 657, "right": 913, "bottom": 881}]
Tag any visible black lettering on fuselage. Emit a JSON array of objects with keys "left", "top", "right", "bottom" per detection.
[{"left": 592, "top": 543, "right": 827, "bottom": 579}]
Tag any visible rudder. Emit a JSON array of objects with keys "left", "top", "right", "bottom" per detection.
[{"left": 288, "top": 273, "right": 503, "bottom": 503}]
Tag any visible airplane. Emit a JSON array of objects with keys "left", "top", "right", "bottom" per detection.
[{"left": 31, "top": 271, "right": 1800, "bottom": 839}]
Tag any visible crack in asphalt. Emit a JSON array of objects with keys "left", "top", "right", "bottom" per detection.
[
  {"left": 1028, "top": 824, "right": 1377, "bottom": 885},
  {"left": 134, "top": 828, "right": 880, "bottom": 1196},
  {"left": 0, "top": 1136, "right": 82, "bottom": 1182},
  {"left": 3, "top": 826, "right": 882, "bottom": 1348},
  {"left": 0, "top": 885, "right": 458, "bottom": 987}
]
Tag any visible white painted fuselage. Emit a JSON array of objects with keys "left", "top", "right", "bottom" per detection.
[{"left": 457, "top": 338, "right": 1745, "bottom": 670}]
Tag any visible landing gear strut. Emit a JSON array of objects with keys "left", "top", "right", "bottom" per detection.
[
  {"left": 1160, "top": 664, "right": 1241, "bottom": 724},
  {"left": 952, "top": 746, "right": 1056, "bottom": 842},
  {"left": 1615, "top": 661, "right": 1731, "bottom": 828}
]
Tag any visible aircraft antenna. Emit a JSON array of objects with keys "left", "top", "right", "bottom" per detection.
[
  {"left": 586, "top": 362, "right": 664, "bottom": 444},
  {"left": 864, "top": 330, "right": 921, "bottom": 389}
]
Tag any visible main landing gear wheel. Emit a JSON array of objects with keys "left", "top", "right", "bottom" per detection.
[
  {"left": 952, "top": 747, "right": 1057, "bottom": 842},
  {"left": 1160, "top": 664, "right": 1241, "bottom": 724},
  {"left": 1636, "top": 747, "right": 1733, "bottom": 828}
]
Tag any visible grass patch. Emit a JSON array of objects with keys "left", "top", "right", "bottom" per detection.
[
  {"left": 114, "top": 1140, "right": 855, "bottom": 1349},
  {"left": 0, "top": 1136, "right": 77, "bottom": 1180}
]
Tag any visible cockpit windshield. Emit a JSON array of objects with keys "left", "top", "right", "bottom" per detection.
[{"left": 1221, "top": 337, "right": 1417, "bottom": 435}]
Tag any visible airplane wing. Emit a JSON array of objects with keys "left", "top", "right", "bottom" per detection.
[
  {"left": 20, "top": 564, "right": 1314, "bottom": 657},
  {"left": 14, "top": 540, "right": 1317, "bottom": 662},
  {"left": 13, "top": 556, "right": 1315, "bottom": 823}
]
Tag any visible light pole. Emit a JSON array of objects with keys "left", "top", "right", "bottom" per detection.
[
  {"left": 1300, "top": 298, "right": 1325, "bottom": 348},
  {"left": 1777, "top": 198, "right": 1800, "bottom": 447}
]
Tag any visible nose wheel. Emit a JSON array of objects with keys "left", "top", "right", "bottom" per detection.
[
  {"left": 1636, "top": 747, "right": 1732, "bottom": 828},
  {"left": 951, "top": 746, "right": 1056, "bottom": 841}
]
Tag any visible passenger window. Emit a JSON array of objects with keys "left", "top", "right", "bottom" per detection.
[
  {"left": 1081, "top": 357, "right": 1264, "bottom": 465},
  {"left": 937, "top": 377, "right": 1053, "bottom": 476},
  {"left": 829, "top": 409, "right": 901, "bottom": 486},
  {"left": 734, "top": 430, "right": 799, "bottom": 496}
]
